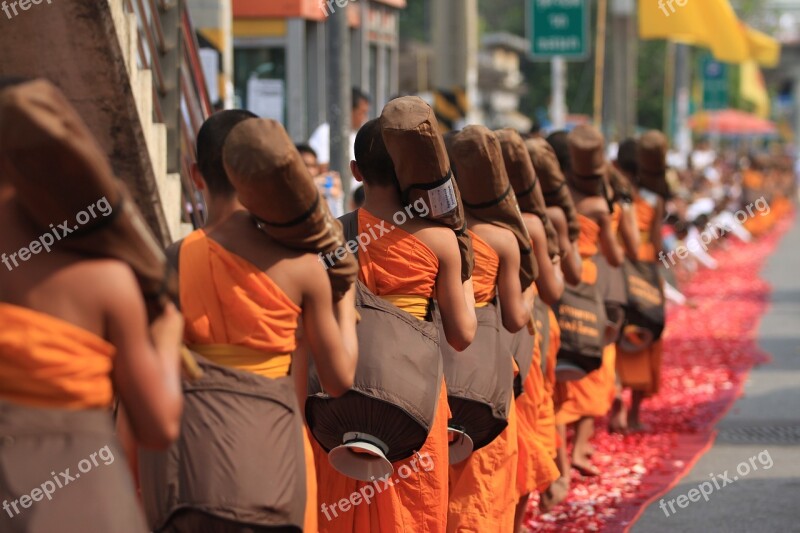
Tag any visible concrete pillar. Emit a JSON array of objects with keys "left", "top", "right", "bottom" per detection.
[
  {"left": 432, "top": 0, "right": 478, "bottom": 122},
  {"left": 286, "top": 18, "right": 307, "bottom": 142}
]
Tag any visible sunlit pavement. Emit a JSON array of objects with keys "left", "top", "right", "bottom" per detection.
[{"left": 635, "top": 212, "right": 800, "bottom": 532}]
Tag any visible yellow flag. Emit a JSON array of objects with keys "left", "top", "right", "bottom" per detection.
[
  {"left": 740, "top": 61, "right": 770, "bottom": 119},
  {"left": 745, "top": 26, "right": 780, "bottom": 67},
  {"left": 639, "top": 0, "right": 750, "bottom": 63}
]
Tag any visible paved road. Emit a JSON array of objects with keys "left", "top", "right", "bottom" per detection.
[{"left": 634, "top": 215, "right": 800, "bottom": 533}]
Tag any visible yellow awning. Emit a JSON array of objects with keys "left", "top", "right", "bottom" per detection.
[
  {"left": 740, "top": 61, "right": 770, "bottom": 119},
  {"left": 744, "top": 26, "right": 781, "bottom": 67},
  {"left": 639, "top": 0, "right": 750, "bottom": 63}
]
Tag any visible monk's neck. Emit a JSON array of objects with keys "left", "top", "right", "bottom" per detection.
[
  {"left": 361, "top": 183, "right": 403, "bottom": 219},
  {"left": 204, "top": 195, "right": 246, "bottom": 230}
]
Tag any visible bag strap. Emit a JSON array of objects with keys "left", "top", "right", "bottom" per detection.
[
  {"left": 338, "top": 210, "right": 360, "bottom": 260},
  {"left": 164, "top": 238, "right": 185, "bottom": 311}
]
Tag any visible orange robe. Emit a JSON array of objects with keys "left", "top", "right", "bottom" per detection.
[
  {"left": 314, "top": 209, "right": 449, "bottom": 533},
  {"left": 555, "top": 214, "right": 617, "bottom": 425},
  {"left": 447, "top": 231, "right": 519, "bottom": 531},
  {"left": 514, "top": 250, "right": 561, "bottom": 499},
  {"left": 616, "top": 196, "right": 662, "bottom": 396},
  {"left": 179, "top": 230, "right": 317, "bottom": 532},
  {"left": 543, "top": 309, "right": 560, "bottom": 456},
  {"left": 0, "top": 303, "right": 114, "bottom": 408}
]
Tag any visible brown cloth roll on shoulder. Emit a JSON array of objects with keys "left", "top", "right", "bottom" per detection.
[
  {"left": 637, "top": 130, "right": 671, "bottom": 199},
  {"left": 222, "top": 118, "right": 358, "bottom": 301},
  {"left": 525, "top": 137, "right": 581, "bottom": 243},
  {"left": 446, "top": 125, "right": 536, "bottom": 286},
  {"left": 566, "top": 124, "right": 607, "bottom": 198},
  {"left": 380, "top": 96, "right": 474, "bottom": 281},
  {"left": 496, "top": 128, "right": 560, "bottom": 260},
  {"left": 0, "top": 78, "right": 175, "bottom": 313}
]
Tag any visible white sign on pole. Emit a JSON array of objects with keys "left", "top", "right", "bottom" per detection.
[{"left": 246, "top": 77, "right": 285, "bottom": 123}]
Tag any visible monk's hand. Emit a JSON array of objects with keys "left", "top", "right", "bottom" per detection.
[{"left": 150, "top": 302, "right": 184, "bottom": 367}]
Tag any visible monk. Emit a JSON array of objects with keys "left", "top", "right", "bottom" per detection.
[
  {"left": 526, "top": 136, "right": 582, "bottom": 503},
  {"left": 0, "top": 78, "right": 184, "bottom": 532},
  {"left": 170, "top": 110, "right": 359, "bottom": 532},
  {"left": 314, "top": 118, "right": 476, "bottom": 533},
  {"left": 447, "top": 132, "right": 536, "bottom": 533},
  {"left": 500, "top": 133, "right": 566, "bottom": 527},
  {"left": 617, "top": 131, "right": 669, "bottom": 431},
  {"left": 553, "top": 125, "right": 624, "bottom": 477},
  {"left": 606, "top": 138, "right": 641, "bottom": 432}
]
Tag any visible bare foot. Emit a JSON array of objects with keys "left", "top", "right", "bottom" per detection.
[
  {"left": 627, "top": 421, "right": 652, "bottom": 433},
  {"left": 539, "top": 477, "right": 569, "bottom": 512},
  {"left": 608, "top": 398, "right": 628, "bottom": 434},
  {"left": 571, "top": 457, "right": 601, "bottom": 477}
]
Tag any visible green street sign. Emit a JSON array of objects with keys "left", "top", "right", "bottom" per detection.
[
  {"left": 527, "top": 0, "right": 589, "bottom": 60},
  {"left": 701, "top": 54, "right": 728, "bottom": 111}
]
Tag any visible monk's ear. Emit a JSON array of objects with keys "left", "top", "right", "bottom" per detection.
[
  {"left": 350, "top": 160, "right": 364, "bottom": 183},
  {"left": 190, "top": 163, "right": 206, "bottom": 191}
]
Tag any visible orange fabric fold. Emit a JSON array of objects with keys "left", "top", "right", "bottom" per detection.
[
  {"left": 634, "top": 197, "right": 657, "bottom": 262},
  {"left": 577, "top": 214, "right": 600, "bottom": 284},
  {"left": 358, "top": 209, "right": 439, "bottom": 309},
  {"left": 555, "top": 343, "right": 618, "bottom": 425},
  {"left": 545, "top": 308, "right": 560, "bottom": 455},
  {"left": 0, "top": 303, "right": 114, "bottom": 409},
  {"left": 577, "top": 214, "right": 600, "bottom": 258},
  {"left": 180, "top": 230, "right": 301, "bottom": 371},
  {"left": 448, "top": 402, "right": 519, "bottom": 532},
  {"left": 515, "top": 340, "right": 560, "bottom": 497},
  {"left": 617, "top": 340, "right": 663, "bottom": 396},
  {"left": 468, "top": 230, "right": 499, "bottom": 304}
]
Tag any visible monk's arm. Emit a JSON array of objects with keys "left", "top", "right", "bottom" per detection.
[
  {"left": 526, "top": 214, "right": 564, "bottom": 306},
  {"left": 548, "top": 206, "right": 582, "bottom": 285},
  {"left": 650, "top": 198, "right": 665, "bottom": 257},
  {"left": 492, "top": 228, "right": 535, "bottom": 333},
  {"left": 618, "top": 203, "right": 640, "bottom": 261},
  {"left": 430, "top": 229, "right": 477, "bottom": 352},
  {"left": 599, "top": 210, "right": 624, "bottom": 268},
  {"left": 300, "top": 257, "right": 357, "bottom": 397},
  {"left": 107, "top": 264, "right": 183, "bottom": 449}
]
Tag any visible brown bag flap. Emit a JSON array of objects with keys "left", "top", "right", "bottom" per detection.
[
  {"left": 555, "top": 280, "right": 607, "bottom": 374},
  {"left": 222, "top": 118, "right": 357, "bottom": 301},
  {"left": 306, "top": 280, "right": 443, "bottom": 462},
  {"left": 0, "top": 402, "right": 147, "bottom": 532},
  {"left": 436, "top": 303, "right": 514, "bottom": 451},
  {"left": 138, "top": 353, "right": 306, "bottom": 532},
  {"left": 0, "top": 79, "right": 175, "bottom": 311},
  {"left": 446, "top": 126, "right": 537, "bottom": 286},
  {"left": 622, "top": 259, "right": 665, "bottom": 340}
]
